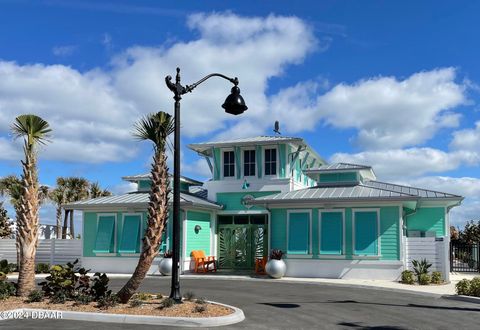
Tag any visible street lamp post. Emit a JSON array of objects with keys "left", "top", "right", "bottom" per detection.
[{"left": 165, "top": 67, "right": 247, "bottom": 301}]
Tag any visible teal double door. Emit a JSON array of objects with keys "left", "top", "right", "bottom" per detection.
[{"left": 217, "top": 214, "right": 268, "bottom": 270}]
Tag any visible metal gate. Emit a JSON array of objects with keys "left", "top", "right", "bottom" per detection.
[
  {"left": 217, "top": 214, "right": 268, "bottom": 270},
  {"left": 450, "top": 242, "right": 480, "bottom": 273}
]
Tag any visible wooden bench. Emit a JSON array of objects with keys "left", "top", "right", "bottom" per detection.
[{"left": 191, "top": 250, "right": 217, "bottom": 273}]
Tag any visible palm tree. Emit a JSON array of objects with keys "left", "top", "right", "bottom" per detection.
[
  {"left": 62, "top": 177, "right": 89, "bottom": 238},
  {"left": 49, "top": 177, "right": 67, "bottom": 238},
  {"left": 117, "top": 111, "right": 173, "bottom": 303},
  {"left": 11, "top": 114, "right": 51, "bottom": 296},
  {"left": 89, "top": 181, "right": 112, "bottom": 198}
]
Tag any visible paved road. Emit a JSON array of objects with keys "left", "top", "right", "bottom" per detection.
[{"left": 1, "top": 277, "right": 479, "bottom": 329}]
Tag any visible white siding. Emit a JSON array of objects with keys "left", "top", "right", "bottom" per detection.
[{"left": 406, "top": 237, "right": 446, "bottom": 273}]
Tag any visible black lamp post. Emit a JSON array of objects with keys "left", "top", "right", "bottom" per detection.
[{"left": 165, "top": 67, "right": 247, "bottom": 301}]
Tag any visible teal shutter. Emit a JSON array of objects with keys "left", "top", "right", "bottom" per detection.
[
  {"left": 320, "top": 212, "right": 343, "bottom": 255},
  {"left": 354, "top": 211, "right": 378, "bottom": 255},
  {"left": 288, "top": 212, "right": 310, "bottom": 254},
  {"left": 235, "top": 146, "right": 241, "bottom": 179},
  {"left": 256, "top": 145, "right": 262, "bottom": 178},
  {"left": 212, "top": 147, "right": 220, "bottom": 180},
  {"left": 93, "top": 215, "right": 115, "bottom": 253},
  {"left": 118, "top": 215, "right": 141, "bottom": 253}
]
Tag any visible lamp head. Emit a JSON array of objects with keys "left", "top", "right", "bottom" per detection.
[{"left": 222, "top": 85, "right": 248, "bottom": 115}]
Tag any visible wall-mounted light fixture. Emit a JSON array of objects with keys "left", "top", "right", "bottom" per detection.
[{"left": 194, "top": 225, "right": 202, "bottom": 234}]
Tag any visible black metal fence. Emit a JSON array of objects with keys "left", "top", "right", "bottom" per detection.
[{"left": 450, "top": 242, "right": 480, "bottom": 273}]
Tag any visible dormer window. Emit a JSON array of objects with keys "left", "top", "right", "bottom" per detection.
[
  {"left": 243, "top": 149, "right": 256, "bottom": 177},
  {"left": 264, "top": 148, "right": 277, "bottom": 176},
  {"left": 223, "top": 150, "right": 235, "bottom": 178}
]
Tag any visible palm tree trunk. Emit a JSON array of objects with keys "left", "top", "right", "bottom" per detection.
[
  {"left": 16, "top": 150, "right": 39, "bottom": 297},
  {"left": 62, "top": 209, "right": 69, "bottom": 239},
  {"left": 55, "top": 206, "right": 62, "bottom": 238},
  {"left": 117, "top": 151, "right": 170, "bottom": 303},
  {"left": 69, "top": 210, "right": 75, "bottom": 238}
]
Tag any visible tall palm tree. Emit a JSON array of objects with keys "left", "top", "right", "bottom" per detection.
[
  {"left": 117, "top": 111, "right": 173, "bottom": 303},
  {"left": 11, "top": 114, "right": 51, "bottom": 296},
  {"left": 89, "top": 181, "right": 112, "bottom": 198},
  {"left": 49, "top": 177, "right": 67, "bottom": 238}
]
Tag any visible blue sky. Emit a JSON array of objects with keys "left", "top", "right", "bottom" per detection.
[{"left": 1, "top": 1, "right": 480, "bottom": 227}]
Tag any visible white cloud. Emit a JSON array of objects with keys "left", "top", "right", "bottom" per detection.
[
  {"left": 450, "top": 121, "right": 480, "bottom": 152},
  {"left": 52, "top": 45, "right": 77, "bottom": 56}
]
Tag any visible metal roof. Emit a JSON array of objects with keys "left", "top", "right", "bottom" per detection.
[
  {"left": 65, "top": 191, "right": 221, "bottom": 210},
  {"left": 363, "top": 181, "right": 462, "bottom": 199},
  {"left": 305, "top": 163, "right": 372, "bottom": 172},
  {"left": 188, "top": 136, "right": 303, "bottom": 150},
  {"left": 122, "top": 173, "right": 203, "bottom": 186},
  {"left": 249, "top": 180, "right": 463, "bottom": 205}
]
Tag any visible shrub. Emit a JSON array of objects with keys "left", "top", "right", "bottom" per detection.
[
  {"left": 196, "top": 297, "right": 207, "bottom": 305},
  {"left": 50, "top": 291, "right": 67, "bottom": 304},
  {"left": 8, "top": 263, "right": 17, "bottom": 273},
  {"left": 0, "top": 272, "right": 7, "bottom": 281},
  {"left": 183, "top": 291, "right": 196, "bottom": 301},
  {"left": 129, "top": 299, "right": 143, "bottom": 308},
  {"left": 35, "top": 263, "right": 50, "bottom": 274},
  {"left": 456, "top": 279, "right": 471, "bottom": 296},
  {"left": 136, "top": 292, "right": 153, "bottom": 301},
  {"left": 89, "top": 272, "right": 111, "bottom": 300},
  {"left": 74, "top": 294, "right": 93, "bottom": 305},
  {"left": 194, "top": 304, "right": 207, "bottom": 313},
  {"left": 0, "top": 281, "right": 15, "bottom": 300},
  {"left": 26, "top": 290, "right": 44, "bottom": 303},
  {"left": 0, "top": 260, "right": 9, "bottom": 273},
  {"left": 39, "top": 259, "right": 81, "bottom": 298},
  {"left": 431, "top": 271, "right": 443, "bottom": 284},
  {"left": 470, "top": 277, "right": 480, "bottom": 297},
  {"left": 412, "top": 259, "right": 432, "bottom": 278},
  {"left": 269, "top": 249, "right": 284, "bottom": 260},
  {"left": 97, "top": 294, "right": 118, "bottom": 309},
  {"left": 418, "top": 273, "right": 431, "bottom": 285},
  {"left": 159, "top": 297, "right": 176, "bottom": 309},
  {"left": 401, "top": 270, "right": 415, "bottom": 284}
]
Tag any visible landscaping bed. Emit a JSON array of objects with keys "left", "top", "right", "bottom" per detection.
[{"left": 0, "top": 295, "right": 233, "bottom": 318}]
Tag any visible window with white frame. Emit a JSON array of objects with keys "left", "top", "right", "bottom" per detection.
[
  {"left": 243, "top": 149, "right": 256, "bottom": 176},
  {"left": 223, "top": 150, "right": 235, "bottom": 178},
  {"left": 264, "top": 148, "right": 277, "bottom": 176}
]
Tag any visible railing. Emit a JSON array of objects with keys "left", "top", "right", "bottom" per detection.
[{"left": 450, "top": 242, "right": 480, "bottom": 273}]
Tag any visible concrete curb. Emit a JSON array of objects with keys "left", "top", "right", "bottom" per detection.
[
  {"left": 442, "top": 295, "right": 480, "bottom": 304},
  {"left": 0, "top": 302, "right": 245, "bottom": 327}
]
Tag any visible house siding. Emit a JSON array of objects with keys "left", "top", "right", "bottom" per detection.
[
  {"left": 216, "top": 191, "right": 278, "bottom": 211},
  {"left": 406, "top": 207, "right": 445, "bottom": 237},
  {"left": 185, "top": 210, "right": 212, "bottom": 257}
]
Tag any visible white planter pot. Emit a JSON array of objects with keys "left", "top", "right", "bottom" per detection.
[
  {"left": 159, "top": 258, "right": 173, "bottom": 276},
  {"left": 266, "top": 259, "right": 286, "bottom": 279}
]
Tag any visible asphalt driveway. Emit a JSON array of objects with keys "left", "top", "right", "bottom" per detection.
[{"left": 1, "top": 277, "right": 479, "bottom": 329}]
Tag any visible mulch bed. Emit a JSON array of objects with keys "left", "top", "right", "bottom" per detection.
[{"left": 0, "top": 296, "right": 233, "bottom": 318}]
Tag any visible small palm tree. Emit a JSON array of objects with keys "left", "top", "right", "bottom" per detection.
[
  {"left": 49, "top": 177, "right": 67, "bottom": 238},
  {"left": 89, "top": 181, "right": 112, "bottom": 198},
  {"left": 117, "top": 111, "right": 173, "bottom": 303},
  {"left": 64, "top": 177, "right": 89, "bottom": 238},
  {"left": 11, "top": 114, "right": 51, "bottom": 296}
]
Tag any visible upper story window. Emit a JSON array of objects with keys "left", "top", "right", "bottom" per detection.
[
  {"left": 264, "top": 148, "right": 277, "bottom": 176},
  {"left": 223, "top": 150, "right": 235, "bottom": 178},
  {"left": 243, "top": 149, "right": 256, "bottom": 177}
]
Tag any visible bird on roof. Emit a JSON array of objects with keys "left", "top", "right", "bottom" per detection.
[{"left": 273, "top": 120, "right": 281, "bottom": 135}]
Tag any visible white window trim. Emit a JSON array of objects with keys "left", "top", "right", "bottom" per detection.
[
  {"left": 286, "top": 209, "right": 312, "bottom": 256},
  {"left": 119, "top": 212, "right": 143, "bottom": 256},
  {"left": 352, "top": 208, "right": 381, "bottom": 257},
  {"left": 319, "top": 209, "right": 346, "bottom": 256},
  {"left": 95, "top": 213, "right": 117, "bottom": 256},
  {"left": 221, "top": 148, "right": 236, "bottom": 180},
  {"left": 241, "top": 147, "right": 256, "bottom": 178},
  {"left": 263, "top": 146, "right": 279, "bottom": 178}
]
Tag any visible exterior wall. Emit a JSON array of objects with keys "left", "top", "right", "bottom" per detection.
[
  {"left": 216, "top": 191, "right": 279, "bottom": 211},
  {"left": 185, "top": 210, "right": 212, "bottom": 256},
  {"left": 318, "top": 172, "right": 358, "bottom": 183},
  {"left": 406, "top": 207, "right": 445, "bottom": 237}
]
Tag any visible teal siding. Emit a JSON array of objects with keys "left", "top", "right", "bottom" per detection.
[
  {"left": 380, "top": 207, "right": 400, "bottom": 260},
  {"left": 354, "top": 211, "right": 378, "bottom": 255},
  {"left": 319, "top": 172, "right": 358, "bottom": 183},
  {"left": 216, "top": 191, "right": 278, "bottom": 211},
  {"left": 213, "top": 148, "right": 221, "bottom": 180},
  {"left": 186, "top": 211, "right": 211, "bottom": 256},
  {"left": 138, "top": 180, "right": 151, "bottom": 190},
  {"left": 279, "top": 144, "right": 287, "bottom": 178},
  {"left": 320, "top": 212, "right": 343, "bottom": 255},
  {"left": 287, "top": 212, "right": 310, "bottom": 254},
  {"left": 270, "top": 209, "right": 287, "bottom": 252},
  {"left": 406, "top": 207, "right": 445, "bottom": 236}
]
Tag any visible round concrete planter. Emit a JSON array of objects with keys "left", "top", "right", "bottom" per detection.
[
  {"left": 159, "top": 258, "right": 173, "bottom": 276},
  {"left": 266, "top": 259, "right": 286, "bottom": 279}
]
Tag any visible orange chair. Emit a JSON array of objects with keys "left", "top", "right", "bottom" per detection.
[
  {"left": 191, "top": 250, "right": 217, "bottom": 273},
  {"left": 255, "top": 256, "right": 267, "bottom": 275}
]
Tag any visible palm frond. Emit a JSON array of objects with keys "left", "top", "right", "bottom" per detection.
[
  {"left": 11, "top": 114, "right": 52, "bottom": 146},
  {"left": 133, "top": 111, "right": 174, "bottom": 149}
]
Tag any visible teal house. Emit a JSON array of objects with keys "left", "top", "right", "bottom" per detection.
[{"left": 67, "top": 136, "right": 463, "bottom": 280}]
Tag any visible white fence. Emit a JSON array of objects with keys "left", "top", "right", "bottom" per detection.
[
  {"left": 406, "top": 237, "right": 448, "bottom": 278},
  {"left": 0, "top": 239, "right": 82, "bottom": 265}
]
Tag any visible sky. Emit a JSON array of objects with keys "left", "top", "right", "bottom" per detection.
[{"left": 1, "top": 0, "right": 480, "bottom": 228}]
